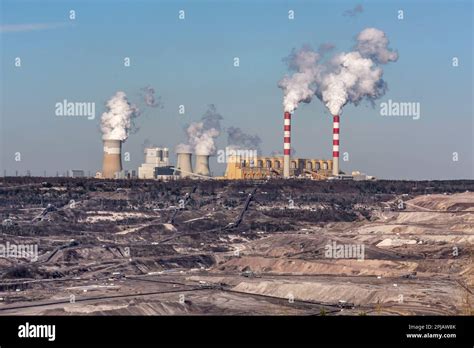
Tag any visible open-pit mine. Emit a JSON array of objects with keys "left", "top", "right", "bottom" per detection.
[{"left": 0, "top": 178, "right": 472, "bottom": 316}]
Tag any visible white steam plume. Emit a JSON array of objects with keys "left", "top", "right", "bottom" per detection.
[
  {"left": 318, "top": 51, "right": 386, "bottom": 115},
  {"left": 176, "top": 104, "right": 222, "bottom": 155},
  {"left": 175, "top": 143, "right": 193, "bottom": 153},
  {"left": 316, "top": 28, "right": 397, "bottom": 115},
  {"left": 101, "top": 91, "right": 140, "bottom": 141},
  {"left": 355, "top": 28, "right": 398, "bottom": 64},
  {"left": 278, "top": 46, "right": 320, "bottom": 113},
  {"left": 187, "top": 122, "right": 220, "bottom": 155},
  {"left": 279, "top": 27, "right": 398, "bottom": 116}
]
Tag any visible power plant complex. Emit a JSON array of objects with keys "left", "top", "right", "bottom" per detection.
[
  {"left": 97, "top": 111, "right": 361, "bottom": 181},
  {"left": 97, "top": 106, "right": 347, "bottom": 182}
]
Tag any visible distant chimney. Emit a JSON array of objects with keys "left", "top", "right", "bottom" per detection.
[
  {"left": 194, "top": 155, "right": 211, "bottom": 176},
  {"left": 175, "top": 152, "right": 193, "bottom": 178},
  {"left": 102, "top": 139, "right": 122, "bottom": 179},
  {"left": 283, "top": 111, "right": 291, "bottom": 178},
  {"left": 332, "top": 115, "right": 340, "bottom": 176}
]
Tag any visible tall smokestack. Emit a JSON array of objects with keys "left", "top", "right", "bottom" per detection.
[
  {"left": 102, "top": 139, "right": 122, "bottom": 178},
  {"left": 194, "top": 155, "right": 211, "bottom": 176},
  {"left": 176, "top": 152, "right": 193, "bottom": 178},
  {"left": 283, "top": 111, "right": 291, "bottom": 178},
  {"left": 332, "top": 115, "right": 340, "bottom": 176}
]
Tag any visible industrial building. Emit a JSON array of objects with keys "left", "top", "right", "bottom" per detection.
[
  {"left": 154, "top": 166, "right": 177, "bottom": 181},
  {"left": 138, "top": 147, "right": 170, "bottom": 179},
  {"left": 224, "top": 155, "right": 333, "bottom": 180}
]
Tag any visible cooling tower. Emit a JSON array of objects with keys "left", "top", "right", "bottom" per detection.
[
  {"left": 283, "top": 111, "right": 291, "bottom": 178},
  {"left": 176, "top": 152, "right": 193, "bottom": 178},
  {"left": 194, "top": 155, "right": 211, "bottom": 176},
  {"left": 332, "top": 115, "right": 340, "bottom": 176},
  {"left": 102, "top": 139, "right": 122, "bottom": 179}
]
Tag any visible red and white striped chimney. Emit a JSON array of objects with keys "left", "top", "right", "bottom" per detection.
[
  {"left": 332, "top": 115, "right": 340, "bottom": 176},
  {"left": 283, "top": 111, "right": 291, "bottom": 178}
]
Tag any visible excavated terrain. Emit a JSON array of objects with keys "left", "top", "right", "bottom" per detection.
[{"left": 0, "top": 178, "right": 472, "bottom": 315}]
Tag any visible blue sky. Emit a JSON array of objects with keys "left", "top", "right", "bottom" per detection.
[{"left": 1, "top": 0, "right": 472, "bottom": 179}]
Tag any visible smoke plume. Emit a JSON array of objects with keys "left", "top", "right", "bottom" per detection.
[
  {"left": 279, "top": 27, "right": 398, "bottom": 116},
  {"left": 227, "top": 127, "right": 262, "bottom": 153},
  {"left": 140, "top": 86, "right": 162, "bottom": 108},
  {"left": 100, "top": 91, "right": 140, "bottom": 141},
  {"left": 343, "top": 4, "right": 364, "bottom": 17},
  {"left": 177, "top": 104, "right": 223, "bottom": 155},
  {"left": 200, "top": 104, "right": 223, "bottom": 131}
]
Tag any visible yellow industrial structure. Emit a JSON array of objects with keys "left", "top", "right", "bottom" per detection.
[{"left": 224, "top": 155, "right": 333, "bottom": 180}]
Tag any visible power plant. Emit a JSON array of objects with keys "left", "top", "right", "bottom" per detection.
[
  {"left": 93, "top": 49, "right": 389, "bottom": 182},
  {"left": 95, "top": 82, "right": 353, "bottom": 181},
  {"left": 98, "top": 113, "right": 349, "bottom": 180},
  {"left": 98, "top": 110, "right": 354, "bottom": 181},
  {"left": 102, "top": 139, "right": 122, "bottom": 179}
]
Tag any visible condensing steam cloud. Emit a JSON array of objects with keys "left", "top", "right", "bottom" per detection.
[
  {"left": 100, "top": 91, "right": 140, "bottom": 141},
  {"left": 279, "top": 27, "right": 398, "bottom": 116},
  {"left": 355, "top": 28, "right": 399, "bottom": 64},
  {"left": 175, "top": 143, "right": 193, "bottom": 153},
  {"left": 227, "top": 127, "right": 262, "bottom": 153},
  {"left": 176, "top": 104, "right": 223, "bottom": 155},
  {"left": 278, "top": 45, "right": 320, "bottom": 113}
]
